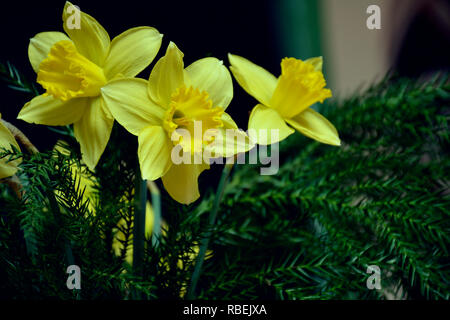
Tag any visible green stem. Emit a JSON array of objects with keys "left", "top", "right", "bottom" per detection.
[
  {"left": 47, "top": 189, "right": 80, "bottom": 300},
  {"left": 186, "top": 163, "right": 234, "bottom": 299},
  {"left": 132, "top": 166, "right": 147, "bottom": 277}
]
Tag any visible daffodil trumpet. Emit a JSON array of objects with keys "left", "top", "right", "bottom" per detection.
[{"left": 17, "top": 1, "right": 163, "bottom": 170}]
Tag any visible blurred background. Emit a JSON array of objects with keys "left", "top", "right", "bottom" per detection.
[{"left": 1, "top": 0, "right": 449, "bottom": 150}]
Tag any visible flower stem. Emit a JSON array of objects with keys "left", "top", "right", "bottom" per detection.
[
  {"left": 133, "top": 165, "right": 147, "bottom": 277},
  {"left": 186, "top": 163, "right": 234, "bottom": 299}
]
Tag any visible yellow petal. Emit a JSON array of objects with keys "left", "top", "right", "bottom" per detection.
[
  {"left": 204, "top": 112, "right": 254, "bottom": 158},
  {"left": 104, "top": 27, "right": 163, "bottom": 79},
  {"left": 286, "top": 108, "right": 341, "bottom": 146},
  {"left": 0, "top": 119, "right": 21, "bottom": 179},
  {"left": 148, "top": 42, "right": 184, "bottom": 108},
  {"left": 162, "top": 162, "right": 209, "bottom": 205},
  {"left": 184, "top": 57, "right": 233, "bottom": 110},
  {"left": 248, "top": 104, "right": 294, "bottom": 145},
  {"left": 228, "top": 53, "right": 277, "bottom": 106},
  {"left": 220, "top": 112, "right": 238, "bottom": 129},
  {"left": 28, "top": 32, "right": 71, "bottom": 73},
  {"left": 101, "top": 78, "right": 165, "bottom": 136},
  {"left": 305, "top": 56, "right": 323, "bottom": 71},
  {"left": 62, "top": 2, "right": 110, "bottom": 67},
  {"left": 138, "top": 126, "right": 172, "bottom": 181},
  {"left": 73, "top": 97, "right": 114, "bottom": 170},
  {"left": 18, "top": 94, "right": 88, "bottom": 126}
]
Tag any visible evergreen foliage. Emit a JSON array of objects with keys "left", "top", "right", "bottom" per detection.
[{"left": 0, "top": 70, "right": 449, "bottom": 299}]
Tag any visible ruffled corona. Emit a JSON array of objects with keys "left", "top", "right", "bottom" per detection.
[
  {"left": 163, "top": 86, "right": 223, "bottom": 154},
  {"left": 270, "top": 57, "right": 332, "bottom": 119},
  {"left": 37, "top": 40, "right": 107, "bottom": 101}
]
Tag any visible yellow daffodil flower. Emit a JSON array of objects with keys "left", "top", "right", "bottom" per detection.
[
  {"left": 18, "top": 2, "right": 163, "bottom": 170},
  {"left": 228, "top": 54, "right": 340, "bottom": 146},
  {"left": 0, "top": 114, "right": 22, "bottom": 179},
  {"left": 101, "top": 42, "right": 252, "bottom": 204}
]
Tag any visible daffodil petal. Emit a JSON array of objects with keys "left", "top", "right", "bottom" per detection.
[
  {"left": 28, "top": 32, "right": 71, "bottom": 73},
  {"left": 62, "top": 2, "right": 110, "bottom": 66},
  {"left": 220, "top": 112, "right": 238, "bottom": 129},
  {"left": 0, "top": 117, "right": 20, "bottom": 152},
  {"left": 228, "top": 53, "right": 277, "bottom": 106},
  {"left": 148, "top": 42, "right": 184, "bottom": 108},
  {"left": 205, "top": 128, "right": 254, "bottom": 158},
  {"left": 73, "top": 97, "right": 114, "bottom": 170},
  {"left": 104, "top": 27, "right": 163, "bottom": 79},
  {"left": 144, "top": 201, "right": 154, "bottom": 239},
  {"left": 248, "top": 104, "right": 294, "bottom": 145},
  {"left": 286, "top": 108, "right": 341, "bottom": 146},
  {"left": 18, "top": 94, "right": 88, "bottom": 126},
  {"left": 138, "top": 126, "right": 172, "bottom": 181},
  {"left": 185, "top": 57, "right": 233, "bottom": 110},
  {"left": 101, "top": 78, "right": 165, "bottom": 136},
  {"left": 305, "top": 56, "right": 323, "bottom": 71},
  {"left": 162, "top": 162, "right": 209, "bottom": 205},
  {"left": 204, "top": 112, "right": 254, "bottom": 158},
  {"left": 0, "top": 119, "right": 21, "bottom": 179}
]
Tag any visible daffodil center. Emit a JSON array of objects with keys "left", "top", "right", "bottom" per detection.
[
  {"left": 270, "top": 57, "right": 332, "bottom": 119},
  {"left": 37, "top": 40, "right": 107, "bottom": 101},
  {"left": 163, "top": 86, "right": 223, "bottom": 154}
]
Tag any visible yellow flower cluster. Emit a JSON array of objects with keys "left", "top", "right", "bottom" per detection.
[{"left": 1, "top": 2, "right": 341, "bottom": 205}]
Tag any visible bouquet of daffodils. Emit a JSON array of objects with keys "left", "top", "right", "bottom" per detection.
[{"left": 7, "top": 2, "right": 447, "bottom": 301}]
